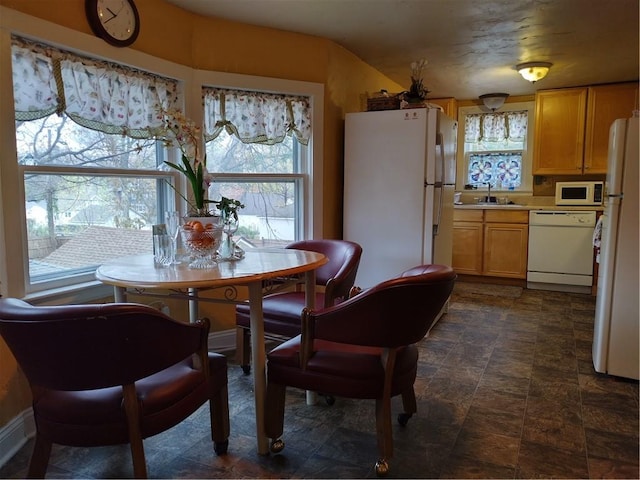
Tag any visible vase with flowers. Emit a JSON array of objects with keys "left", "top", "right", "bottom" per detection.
[{"left": 403, "top": 58, "right": 430, "bottom": 107}]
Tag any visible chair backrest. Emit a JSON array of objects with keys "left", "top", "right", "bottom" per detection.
[
  {"left": 306, "top": 264, "right": 456, "bottom": 348},
  {"left": 286, "top": 239, "right": 363, "bottom": 303},
  {"left": 0, "top": 298, "right": 208, "bottom": 391}
]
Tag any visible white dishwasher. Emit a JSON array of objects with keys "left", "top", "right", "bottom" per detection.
[{"left": 527, "top": 210, "right": 596, "bottom": 292}]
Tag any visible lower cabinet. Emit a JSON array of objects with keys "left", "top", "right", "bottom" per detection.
[
  {"left": 453, "top": 209, "right": 529, "bottom": 279},
  {"left": 452, "top": 210, "right": 484, "bottom": 275}
]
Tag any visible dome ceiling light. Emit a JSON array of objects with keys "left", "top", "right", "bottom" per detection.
[
  {"left": 516, "top": 62, "right": 552, "bottom": 83},
  {"left": 479, "top": 93, "right": 510, "bottom": 112}
]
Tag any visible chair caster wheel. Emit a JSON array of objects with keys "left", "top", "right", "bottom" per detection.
[
  {"left": 397, "top": 412, "right": 412, "bottom": 426},
  {"left": 214, "top": 440, "right": 228, "bottom": 455},
  {"left": 375, "top": 459, "right": 389, "bottom": 477},
  {"left": 270, "top": 438, "right": 285, "bottom": 453},
  {"left": 241, "top": 365, "right": 251, "bottom": 375}
]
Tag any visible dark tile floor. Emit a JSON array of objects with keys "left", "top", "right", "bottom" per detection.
[{"left": 1, "top": 282, "right": 638, "bottom": 479}]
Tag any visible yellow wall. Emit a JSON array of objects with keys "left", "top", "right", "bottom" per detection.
[
  {"left": 0, "top": 342, "right": 30, "bottom": 426},
  {"left": 0, "top": 0, "right": 403, "bottom": 431}
]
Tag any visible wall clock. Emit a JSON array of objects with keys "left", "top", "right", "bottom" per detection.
[{"left": 85, "top": 0, "right": 140, "bottom": 47}]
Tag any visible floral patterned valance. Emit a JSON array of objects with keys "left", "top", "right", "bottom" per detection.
[
  {"left": 203, "top": 87, "right": 311, "bottom": 146},
  {"left": 464, "top": 111, "right": 528, "bottom": 143},
  {"left": 11, "top": 36, "right": 179, "bottom": 138}
]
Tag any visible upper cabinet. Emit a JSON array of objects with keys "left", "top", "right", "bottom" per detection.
[
  {"left": 533, "top": 87, "right": 587, "bottom": 175},
  {"left": 584, "top": 83, "right": 639, "bottom": 172},
  {"left": 533, "top": 82, "right": 638, "bottom": 175}
]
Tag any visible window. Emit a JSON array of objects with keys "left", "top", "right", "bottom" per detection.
[
  {"left": 467, "top": 152, "right": 522, "bottom": 189},
  {"left": 206, "top": 135, "right": 304, "bottom": 247},
  {"left": 202, "top": 86, "right": 312, "bottom": 247},
  {"left": 457, "top": 103, "right": 534, "bottom": 193},
  {"left": 18, "top": 116, "right": 171, "bottom": 287},
  {"left": 11, "top": 37, "right": 179, "bottom": 292}
]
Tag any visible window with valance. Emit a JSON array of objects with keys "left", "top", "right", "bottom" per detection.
[
  {"left": 202, "top": 86, "right": 313, "bottom": 245},
  {"left": 462, "top": 110, "right": 529, "bottom": 190},
  {"left": 11, "top": 36, "right": 180, "bottom": 291}
]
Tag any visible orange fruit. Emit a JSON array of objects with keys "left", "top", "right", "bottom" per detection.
[{"left": 191, "top": 221, "right": 204, "bottom": 232}]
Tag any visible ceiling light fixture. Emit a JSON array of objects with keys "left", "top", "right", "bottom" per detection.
[
  {"left": 479, "top": 93, "right": 510, "bottom": 112},
  {"left": 516, "top": 62, "right": 552, "bottom": 83}
]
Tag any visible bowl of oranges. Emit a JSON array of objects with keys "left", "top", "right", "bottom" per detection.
[{"left": 180, "top": 219, "right": 224, "bottom": 269}]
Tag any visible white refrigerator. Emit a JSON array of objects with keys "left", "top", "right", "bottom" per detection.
[
  {"left": 592, "top": 114, "right": 639, "bottom": 380},
  {"left": 343, "top": 107, "right": 458, "bottom": 288}
]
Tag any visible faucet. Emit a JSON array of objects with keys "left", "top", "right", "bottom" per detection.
[{"left": 485, "top": 182, "right": 492, "bottom": 203}]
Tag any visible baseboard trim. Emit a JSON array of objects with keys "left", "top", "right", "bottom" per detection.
[
  {"left": 0, "top": 408, "right": 34, "bottom": 469},
  {"left": 208, "top": 328, "right": 236, "bottom": 352}
]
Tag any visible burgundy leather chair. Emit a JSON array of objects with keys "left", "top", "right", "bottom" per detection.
[
  {"left": 264, "top": 264, "right": 456, "bottom": 476},
  {"left": 0, "top": 299, "right": 230, "bottom": 479},
  {"left": 235, "top": 239, "right": 362, "bottom": 374}
]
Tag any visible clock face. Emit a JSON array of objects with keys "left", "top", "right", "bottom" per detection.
[{"left": 86, "top": 0, "right": 140, "bottom": 47}]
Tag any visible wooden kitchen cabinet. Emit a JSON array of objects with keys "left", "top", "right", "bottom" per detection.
[
  {"left": 584, "top": 83, "right": 639, "bottom": 173},
  {"left": 453, "top": 209, "right": 529, "bottom": 279},
  {"left": 533, "top": 87, "right": 588, "bottom": 175},
  {"left": 452, "top": 209, "right": 483, "bottom": 275},
  {"left": 483, "top": 210, "right": 529, "bottom": 278},
  {"left": 533, "top": 83, "right": 639, "bottom": 175}
]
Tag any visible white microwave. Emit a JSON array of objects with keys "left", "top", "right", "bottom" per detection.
[{"left": 555, "top": 181, "right": 604, "bottom": 206}]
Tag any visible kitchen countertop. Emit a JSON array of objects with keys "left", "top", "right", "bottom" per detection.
[
  {"left": 453, "top": 194, "right": 604, "bottom": 211},
  {"left": 454, "top": 203, "right": 603, "bottom": 211}
]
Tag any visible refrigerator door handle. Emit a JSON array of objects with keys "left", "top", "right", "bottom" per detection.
[
  {"left": 433, "top": 187, "right": 442, "bottom": 235},
  {"left": 437, "top": 133, "right": 445, "bottom": 185},
  {"left": 433, "top": 137, "right": 445, "bottom": 235}
]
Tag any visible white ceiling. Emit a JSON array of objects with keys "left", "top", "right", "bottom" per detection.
[{"left": 166, "top": 0, "right": 639, "bottom": 100}]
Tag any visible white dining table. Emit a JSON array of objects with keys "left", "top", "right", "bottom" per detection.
[{"left": 95, "top": 249, "right": 327, "bottom": 455}]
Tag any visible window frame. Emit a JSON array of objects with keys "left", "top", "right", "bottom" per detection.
[
  {"left": 456, "top": 101, "right": 535, "bottom": 195},
  {"left": 0, "top": 7, "right": 324, "bottom": 302}
]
